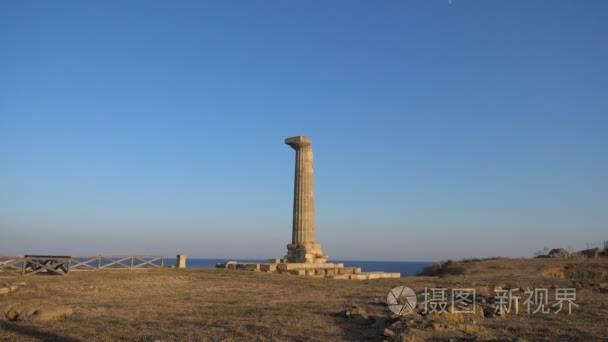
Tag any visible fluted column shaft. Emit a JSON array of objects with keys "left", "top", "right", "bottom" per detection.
[{"left": 286, "top": 136, "right": 315, "bottom": 245}]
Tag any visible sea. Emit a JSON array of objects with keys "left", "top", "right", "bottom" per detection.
[{"left": 164, "top": 258, "right": 432, "bottom": 276}]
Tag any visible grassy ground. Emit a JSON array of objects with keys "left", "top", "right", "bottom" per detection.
[{"left": 1, "top": 258, "right": 607, "bottom": 341}]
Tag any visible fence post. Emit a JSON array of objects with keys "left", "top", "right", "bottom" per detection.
[
  {"left": 131, "top": 256, "right": 134, "bottom": 269},
  {"left": 160, "top": 257, "right": 164, "bottom": 268},
  {"left": 97, "top": 256, "right": 101, "bottom": 270}
]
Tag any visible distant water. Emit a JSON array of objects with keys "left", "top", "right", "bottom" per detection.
[{"left": 164, "top": 258, "right": 432, "bottom": 276}]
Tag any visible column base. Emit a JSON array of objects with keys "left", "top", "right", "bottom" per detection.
[{"left": 284, "top": 243, "right": 328, "bottom": 263}]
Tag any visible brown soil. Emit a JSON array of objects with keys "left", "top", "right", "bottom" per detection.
[{"left": 1, "top": 257, "right": 607, "bottom": 341}]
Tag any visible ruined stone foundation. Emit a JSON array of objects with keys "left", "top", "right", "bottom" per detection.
[{"left": 216, "top": 259, "right": 401, "bottom": 280}]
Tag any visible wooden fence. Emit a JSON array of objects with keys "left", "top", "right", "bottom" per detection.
[
  {"left": 70, "top": 255, "right": 164, "bottom": 271},
  {"left": 0, "top": 255, "right": 164, "bottom": 276},
  {"left": 0, "top": 255, "right": 25, "bottom": 276}
]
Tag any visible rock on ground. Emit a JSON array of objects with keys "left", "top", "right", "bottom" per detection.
[{"left": 2, "top": 302, "right": 73, "bottom": 322}]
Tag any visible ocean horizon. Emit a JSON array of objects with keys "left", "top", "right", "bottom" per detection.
[{"left": 164, "top": 258, "right": 432, "bottom": 276}]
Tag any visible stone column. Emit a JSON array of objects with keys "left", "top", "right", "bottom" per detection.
[
  {"left": 175, "top": 254, "right": 186, "bottom": 268},
  {"left": 287, "top": 136, "right": 315, "bottom": 244},
  {"left": 284, "top": 136, "right": 328, "bottom": 263}
]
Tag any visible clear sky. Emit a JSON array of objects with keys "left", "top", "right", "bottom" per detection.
[{"left": 1, "top": 1, "right": 606, "bottom": 261}]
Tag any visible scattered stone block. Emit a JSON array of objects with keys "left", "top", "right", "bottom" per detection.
[
  {"left": 244, "top": 264, "right": 261, "bottom": 271},
  {"left": 327, "top": 274, "right": 350, "bottom": 280},
  {"left": 366, "top": 272, "right": 382, "bottom": 280},
  {"left": 3, "top": 303, "right": 73, "bottom": 322},
  {"left": 289, "top": 269, "right": 306, "bottom": 276},
  {"left": 383, "top": 328, "right": 396, "bottom": 337},
  {"left": 427, "top": 311, "right": 464, "bottom": 323},
  {"left": 338, "top": 267, "right": 353, "bottom": 275},
  {"left": 175, "top": 254, "right": 187, "bottom": 268},
  {"left": 349, "top": 274, "right": 369, "bottom": 280},
  {"left": 260, "top": 264, "right": 277, "bottom": 272}
]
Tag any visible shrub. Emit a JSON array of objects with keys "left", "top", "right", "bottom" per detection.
[{"left": 416, "top": 260, "right": 453, "bottom": 276}]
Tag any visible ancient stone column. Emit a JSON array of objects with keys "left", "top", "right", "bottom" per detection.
[
  {"left": 284, "top": 136, "right": 328, "bottom": 263},
  {"left": 175, "top": 254, "right": 186, "bottom": 268},
  {"left": 287, "top": 136, "right": 315, "bottom": 244}
]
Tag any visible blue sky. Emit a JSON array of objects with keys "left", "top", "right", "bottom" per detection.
[{"left": 1, "top": 1, "right": 606, "bottom": 261}]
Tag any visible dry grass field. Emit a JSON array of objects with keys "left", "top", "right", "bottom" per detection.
[{"left": 1, "top": 258, "right": 607, "bottom": 341}]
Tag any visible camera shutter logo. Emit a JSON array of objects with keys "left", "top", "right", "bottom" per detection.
[{"left": 387, "top": 286, "right": 417, "bottom": 315}]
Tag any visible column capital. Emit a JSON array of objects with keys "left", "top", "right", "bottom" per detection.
[{"left": 285, "top": 135, "right": 312, "bottom": 149}]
